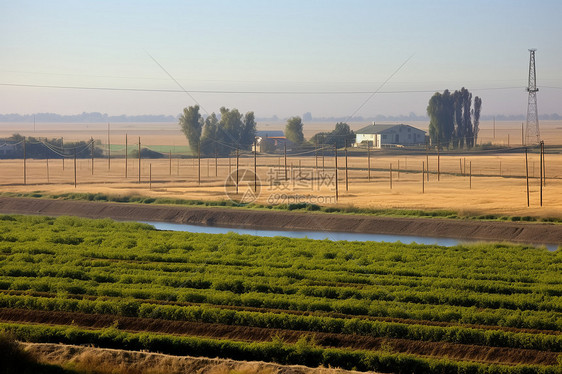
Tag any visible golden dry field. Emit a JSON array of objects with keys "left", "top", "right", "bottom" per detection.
[{"left": 1, "top": 120, "right": 561, "bottom": 218}]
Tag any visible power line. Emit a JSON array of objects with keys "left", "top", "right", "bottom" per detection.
[{"left": 0, "top": 82, "right": 526, "bottom": 95}]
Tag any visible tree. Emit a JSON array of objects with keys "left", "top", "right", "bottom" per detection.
[
  {"left": 427, "top": 90, "right": 454, "bottom": 147},
  {"left": 285, "top": 116, "right": 304, "bottom": 145},
  {"left": 197, "top": 107, "right": 257, "bottom": 157},
  {"left": 427, "top": 88, "right": 482, "bottom": 149},
  {"left": 178, "top": 106, "right": 203, "bottom": 155},
  {"left": 240, "top": 111, "right": 257, "bottom": 149},
  {"left": 310, "top": 122, "right": 354, "bottom": 149},
  {"left": 472, "top": 96, "right": 482, "bottom": 146},
  {"left": 461, "top": 88, "right": 473, "bottom": 148}
]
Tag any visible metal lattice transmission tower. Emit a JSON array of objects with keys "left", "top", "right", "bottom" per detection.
[{"left": 525, "top": 49, "right": 540, "bottom": 145}]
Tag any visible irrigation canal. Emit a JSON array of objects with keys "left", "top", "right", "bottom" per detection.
[{"left": 141, "top": 221, "right": 559, "bottom": 251}]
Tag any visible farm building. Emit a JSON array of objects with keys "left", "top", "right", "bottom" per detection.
[
  {"left": 355, "top": 123, "right": 426, "bottom": 148},
  {"left": 253, "top": 132, "right": 295, "bottom": 153}
]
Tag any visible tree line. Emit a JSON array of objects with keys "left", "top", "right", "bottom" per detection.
[
  {"left": 427, "top": 88, "right": 482, "bottom": 149},
  {"left": 179, "top": 106, "right": 356, "bottom": 156}
]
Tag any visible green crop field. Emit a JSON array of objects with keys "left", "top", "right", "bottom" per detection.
[{"left": 0, "top": 215, "right": 561, "bottom": 373}]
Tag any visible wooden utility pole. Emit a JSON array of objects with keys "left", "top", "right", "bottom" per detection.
[
  {"left": 125, "top": 134, "right": 128, "bottom": 178},
  {"left": 284, "top": 142, "right": 287, "bottom": 181},
  {"left": 314, "top": 139, "right": 318, "bottom": 171},
  {"left": 425, "top": 140, "right": 429, "bottom": 181},
  {"left": 367, "top": 142, "right": 371, "bottom": 182},
  {"left": 321, "top": 137, "right": 325, "bottom": 171},
  {"left": 397, "top": 160, "right": 400, "bottom": 180},
  {"left": 215, "top": 146, "right": 218, "bottom": 177},
  {"left": 254, "top": 139, "right": 257, "bottom": 192},
  {"left": 23, "top": 136, "right": 26, "bottom": 185},
  {"left": 107, "top": 122, "right": 111, "bottom": 171},
  {"left": 149, "top": 164, "right": 152, "bottom": 190},
  {"left": 437, "top": 142, "right": 440, "bottom": 181},
  {"left": 334, "top": 144, "right": 338, "bottom": 202},
  {"left": 138, "top": 137, "right": 141, "bottom": 183},
  {"left": 46, "top": 157, "right": 50, "bottom": 183},
  {"left": 539, "top": 140, "right": 544, "bottom": 206},
  {"left": 344, "top": 140, "right": 349, "bottom": 192},
  {"left": 541, "top": 140, "right": 546, "bottom": 187},
  {"left": 169, "top": 150, "right": 172, "bottom": 176},
  {"left": 236, "top": 148, "right": 239, "bottom": 194},
  {"left": 521, "top": 123, "right": 524, "bottom": 146},
  {"left": 198, "top": 142, "right": 201, "bottom": 186},
  {"left": 74, "top": 147, "right": 77, "bottom": 188},
  {"left": 90, "top": 137, "right": 94, "bottom": 175},
  {"left": 525, "top": 148, "right": 529, "bottom": 207}
]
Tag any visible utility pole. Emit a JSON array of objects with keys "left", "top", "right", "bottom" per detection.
[
  {"left": 74, "top": 147, "right": 77, "bottom": 188},
  {"left": 138, "top": 137, "right": 141, "bottom": 183},
  {"left": 367, "top": 142, "right": 371, "bottom": 182},
  {"left": 90, "top": 137, "right": 94, "bottom": 175},
  {"left": 525, "top": 49, "right": 541, "bottom": 145},
  {"left": 525, "top": 148, "right": 529, "bottom": 207},
  {"left": 254, "top": 138, "right": 257, "bottom": 192},
  {"left": 334, "top": 144, "right": 338, "bottom": 202},
  {"left": 125, "top": 134, "right": 128, "bottom": 178},
  {"left": 345, "top": 140, "right": 348, "bottom": 192},
  {"left": 236, "top": 148, "right": 239, "bottom": 194},
  {"left": 23, "top": 137, "right": 26, "bottom": 185},
  {"left": 540, "top": 140, "right": 543, "bottom": 206},
  {"left": 107, "top": 122, "right": 111, "bottom": 171},
  {"left": 284, "top": 142, "right": 287, "bottom": 181}
]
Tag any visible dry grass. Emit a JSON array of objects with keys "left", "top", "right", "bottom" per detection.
[
  {"left": 1, "top": 121, "right": 561, "bottom": 218},
  {"left": 23, "top": 342, "right": 371, "bottom": 374}
]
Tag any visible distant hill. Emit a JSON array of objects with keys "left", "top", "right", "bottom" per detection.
[
  {"left": 1, "top": 112, "right": 560, "bottom": 123},
  {"left": 0, "top": 112, "right": 177, "bottom": 123}
]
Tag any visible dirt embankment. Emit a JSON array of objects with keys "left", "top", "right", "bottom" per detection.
[
  {"left": 23, "top": 343, "right": 367, "bottom": 374},
  {"left": 0, "top": 197, "right": 560, "bottom": 245}
]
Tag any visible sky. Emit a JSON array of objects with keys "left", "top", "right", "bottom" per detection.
[{"left": 1, "top": 0, "right": 561, "bottom": 119}]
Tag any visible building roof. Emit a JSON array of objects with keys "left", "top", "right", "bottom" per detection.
[{"left": 356, "top": 124, "right": 425, "bottom": 134}]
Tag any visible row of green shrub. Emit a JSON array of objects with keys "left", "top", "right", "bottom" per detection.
[
  {"left": 0, "top": 214, "right": 560, "bottom": 332},
  {"left": 2, "top": 322, "right": 560, "bottom": 374},
  {"left": 1, "top": 294, "right": 560, "bottom": 352}
]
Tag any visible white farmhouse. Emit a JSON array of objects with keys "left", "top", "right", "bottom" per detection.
[{"left": 355, "top": 123, "right": 426, "bottom": 148}]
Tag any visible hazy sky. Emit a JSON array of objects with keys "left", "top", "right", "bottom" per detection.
[{"left": 1, "top": 0, "right": 561, "bottom": 119}]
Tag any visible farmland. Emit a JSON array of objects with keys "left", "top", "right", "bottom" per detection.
[
  {"left": 1, "top": 120, "right": 562, "bottom": 218},
  {"left": 0, "top": 214, "right": 561, "bottom": 372}
]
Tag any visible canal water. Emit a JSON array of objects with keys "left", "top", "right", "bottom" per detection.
[{"left": 141, "top": 221, "right": 558, "bottom": 250}]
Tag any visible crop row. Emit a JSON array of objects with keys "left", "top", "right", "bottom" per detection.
[
  {"left": 0, "top": 215, "right": 561, "bottom": 332},
  {"left": 1, "top": 215, "right": 559, "bottom": 286},
  {"left": 1, "top": 275, "right": 560, "bottom": 331},
  {"left": 1, "top": 322, "right": 560, "bottom": 374},
  {"left": 1, "top": 293, "right": 561, "bottom": 352}
]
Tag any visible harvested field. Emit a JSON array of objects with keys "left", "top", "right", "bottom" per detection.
[{"left": 1, "top": 121, "right": 561, "bottom": 218}]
